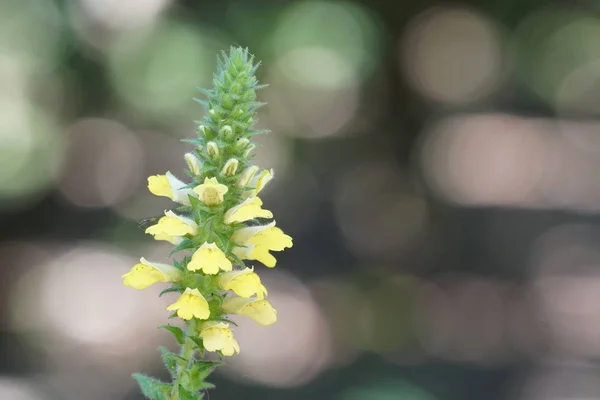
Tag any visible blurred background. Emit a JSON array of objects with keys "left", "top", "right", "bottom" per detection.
[{"left": 3, "top": 0, "right": 600, "bottom": 399}]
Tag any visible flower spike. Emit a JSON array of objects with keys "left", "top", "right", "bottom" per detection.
[{"left": 126, "top": 47, "right": 292, "bottom": 398}]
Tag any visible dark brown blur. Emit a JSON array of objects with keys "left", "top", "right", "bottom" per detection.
[{"left": 1, "top": 0, "right": 600, "bottom": 399}]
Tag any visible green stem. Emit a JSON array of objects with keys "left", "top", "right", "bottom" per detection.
[{"left": 170, "top": 319, "right": 197, "bottom": 399}]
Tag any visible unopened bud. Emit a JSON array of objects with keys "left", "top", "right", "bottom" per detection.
[
  {"left": 237, "top": 165, "right": 259, "bottom": 187},
  {"left": 220, "top": 125, "right": 233, "bottom": 137},
  {"left": 206, "top": 141, "right": 219, "bottom": 158},
  {"left": 184, "top": 153, "right": 202, "bottom": 175},
  {"left": 198, "top": 125, "right": 206, "bottom": 134},
  {"left": 243, "top": 144, "right": 256, "bottom": 157},
  {"left": 221, "top": 158, "right": 239, "bottom": 176},
  {"left": 235, "top": 138, "right": 250, "bottom": 150}
]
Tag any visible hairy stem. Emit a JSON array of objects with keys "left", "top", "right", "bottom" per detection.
[{"left": 170, "top": 319, "right": 197, "bottom": 398}]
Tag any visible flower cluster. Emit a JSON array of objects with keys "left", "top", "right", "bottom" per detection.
[{"left": 122, "top": 47, "right": 292, "bottom": 400}]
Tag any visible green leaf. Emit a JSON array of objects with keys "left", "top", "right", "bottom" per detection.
[
  {"left": 213, "top": 317, "right": 237, "bottom": 327},
  {"left": 228, "top": 252, "right": 246, "bottom": 267},
  {"left": 168, "top": 311, "right": 179, "bottom": 320},
  {"left": 177, "top": 386, "right": 198, "bottom": 400},
  {"left": 132, "top": 373, "right": 171, "bottom": 400},
  {"left": 199, "top": 382, "right": 216, "bottom": 391},
  {"left": 188, "top": 194, "right": 202, "bottom": 209},
  {"left": 158, "top": 325, "right": 186, "bottom": 345},
  {"left": 169, "top": 238, "right": 196, "bottom": 256},
  {"left": 162, "top": 351, "right": 188, "bottom": 375},
  {"left": 181, "top": 360, "right": 222, "bottom": 393},
  {"left": 158, "top": 347, "right": 178, "bottom": 374},
  {"left": 189, "top": 336, "right": 205, "bottom": 352},
  {"left": 193, "top": 360, "right": 224, "bottom": 370},
  {"left": 181, "top": 138, "right": 204, "bottom": 145},
  {"left": 159, "top": 286, "right": 183, "bottom": 297},
  {"left": 193, "top": 97, "right": 209, "bottom": 109}
]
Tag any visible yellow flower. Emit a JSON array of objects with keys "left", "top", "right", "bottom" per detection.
[
  {"left": 193, "top": 177, "right": 228, "bottom": 206},
  {"left": 147, "top": 172, "right": 193, "bottom": 205},
  {"left": 232, "top": 221, "right": 293, "bottom": 251},
  {"left": 233, "top": 245, "right": 277, "bottom": 268},
  {"left": 199, "top": 321, "right": 240, "bottom": 356},
  {"left": 166, "top": 288, "right": 210, "bottom": 320},
  {"left": 222, "top": 297, "right": 277, "bottom": 326},
  {"left": 122, "top": 257, "right": 182, "bottom": 290},
  {"left": 224, "top": 197, "right": 273, "bottom": 224},
  {"left": 187, "top": 242, "right": 232, "bottom": 275},
  {"left": 217, "top": 268, "right": 268, "bottom": 299},
  {"left": 145, "top": 210, "right": 198, "bottom": 244}
]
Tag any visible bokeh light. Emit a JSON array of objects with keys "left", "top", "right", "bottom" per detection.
[
  {"left": 271, "top": 0, "right": 381, "bottom": 88},
  {"left": 513, "top": 7, "right": 600, "bottom": 108},
  {"left": 334, "top": 161, "right": 428, "bottom": 258},
  {"left": 10, "top": 243, "right": 168, "bottom": 353},
  {"left": 0, "top": 0, "right": 65, "bottom": 73},
  {"left": 530, "top": 224, "right": 600, "bottom": 357},
  {"left": 0, "top": 379, "right": 43, "bottom": 400},
  {"left": 263, "top": 52, "right": 362, "bottom": 139},
  {"left": 341, "top": 380, "right": 436, "bottom": 400},
  {"left": 401, "top": 6, "right": 507, "bottom": 104},
  {"left": 76, "top": 0, "right": 173, "bottom": 30},
  {"left": 57, "top": 118, "right": 144, "bottom": 208},
  {"left": 107, "top": 20, "right": 226, "bottom": 121},
  {"left": 0, "top": 100, "right": 63, "bottom": 207}
]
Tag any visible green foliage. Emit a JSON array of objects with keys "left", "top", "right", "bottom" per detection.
[
  {"left": 159, "top": 325, "right": 186, "bottom": 345},
  {"left": 177, "top": 386, "right": 199, "bottom": 400},
  {"left": 159, "top": 286, "right": 183, "bottom": 297},
  {"left": 133, "top": 374, "right": 172, "bottom": 400},
  {"left": 158, "top": 347, "right": 180, "bottom": 374},
  {"left": 169, "top": 238, "right": 196, "bottom": 256}
]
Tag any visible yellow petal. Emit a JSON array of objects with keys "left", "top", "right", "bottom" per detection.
[
  {"left": 166, "top": 288, "right": 210, "bottom": 320},
  {"left": 224, "top": 197, "right": 273, "bottom": 224},
  {"left": 254, "top": 169, "right": 274, "bottom": 194},
  {"left": 232, "top": 221, "right": 292, "bottom": 251},
  {"left": 147, "top": 172, "right": 192, "bottom": 205},
  {"left": 122, "top": 258, "right": 182, "bottom": 289},
  {"left": 187, "top": 242, "right": 232, "bottom": 275},
  {"left": 233, "top": 245, "right": 277, "bottom": 268},
  {"left": 199, "top": 321, "right": 240, "bottom": 356},
  {"left": 147, "top": 175, "right": 171, "bottom": 198},
  {"left": 122, "top": 264, "right": 164, "bottom": 290},
  {"left": 222, "top": 297, "right": 277, "bottom": 326},
  {"left": 145, "top": 210, "right": 198, "bottom": 243},
  {"left": 218, "top": 268, "right": 268, "bottom": 299}
]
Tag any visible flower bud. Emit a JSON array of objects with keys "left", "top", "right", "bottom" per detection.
[
  {"left": 221, "top": 158, "right": 239, "bottom": 176},
  {"left": 207, "top": 141, "right": 220, "bottom": 158},
  {"left": 243, "top": 144, "right": 256, "bottom": 157},
  {"left": 235, "top": 138, "right": 250, "bottom": 150},
  {"left": 237, "top": 166, "right": 259, "bottom": 187},
  {"left": 184, "top": 153, "right": 202, "bottom": 175},
  {"left": 220, "top": 125, "right": 233, "bottom": 138}
]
